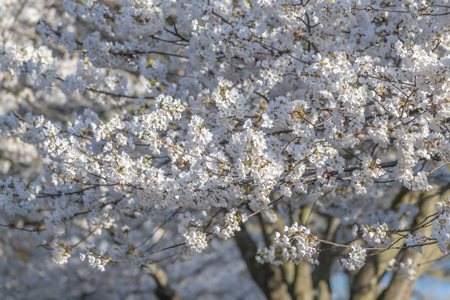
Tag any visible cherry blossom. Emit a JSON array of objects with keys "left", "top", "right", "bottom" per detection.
[{"left": 1, "top": 0, "right": 450, "bottom": 298}]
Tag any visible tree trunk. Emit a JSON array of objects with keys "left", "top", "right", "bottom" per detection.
[
  {"left": 378, "top": 188, "right": 449, "bottom": 300},
  {"left": 235, "top": 225, "right": 291, "bottom": 300},
  {"left": 153, "top": 266, "right": 181, "bottom": 300}
]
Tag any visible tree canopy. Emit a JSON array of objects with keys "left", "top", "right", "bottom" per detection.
[{"left": 1, "top": 0, "right": 450, "bottom": 299}]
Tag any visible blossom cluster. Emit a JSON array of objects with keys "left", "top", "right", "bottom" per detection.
[
  {"left": 51, "top": 242, "right": 71, "bottom": 265},
  {"left": 274, "top": 223, "right": 319, "bottom": 265},
  {"left": 351, "top": 157, "right": 386, "bottom": 194},
  {"left": 360, "top": 223, "right": 394, "bottom": 248},
  {"left": 1, "top": 0, "right": 450, "bottom": 297},
  {"left": 214, "top": 208, "right": 248, "bottom": 240},
  {"left": 405, "top": 232, "right": 428, "bottom": 254},
  {"left": 337, "top": 244, "right": 367, "bottom": 271},
  {"left": 178, "top": 212, "right": 208, "bottom": 253},
  {"left": 431, "top": 198, "right": 450, "bottom": 254},
  {"left": 79, "top": 243, "right": 110, "bottom": 272},
  {"left": 387, "top": 258, "right": 417, "bottom": 281},
  {"left": 255, "top": 245, "right": 282, "bottom": 266}
]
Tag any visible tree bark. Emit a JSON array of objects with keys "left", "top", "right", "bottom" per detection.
[{"left": 312, "top": 217, "right": 340, "bottom": 300}]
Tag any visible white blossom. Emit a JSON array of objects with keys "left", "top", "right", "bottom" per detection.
[
  {"left": 256, "top": 245, "right": 282, "bottom": 266},
  {"left": 405, "top": 232, "right": 427, "bottom": 254},
  {"left": 431, "top": 198, "right": 450, "bottom": 254},
  {"left": 214, "top": 208, "right": 247, "bottom": 240},
  {"left": 361, "top": 223, "right": 394, "bottom": 248},
  {"left": 388, "top": 258, "right": 416, "bottom": 281},
  {"left": 79, "top": 243, "right": 109, "bottom": 272},
  {"left": 51, "top": 243, "right": 71, "bottom": 265},
  {"left": 274, "top": 223, "right": 319, "bottom": 265},
  {"left": 337, "top": 244, "right": 366, "bottom": 271},
  {"left": 178, "top": 212, "right": 208, "bottom": 253},
  {"left": 1, "top": 0, "right": 450, "bottom": 296}
]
